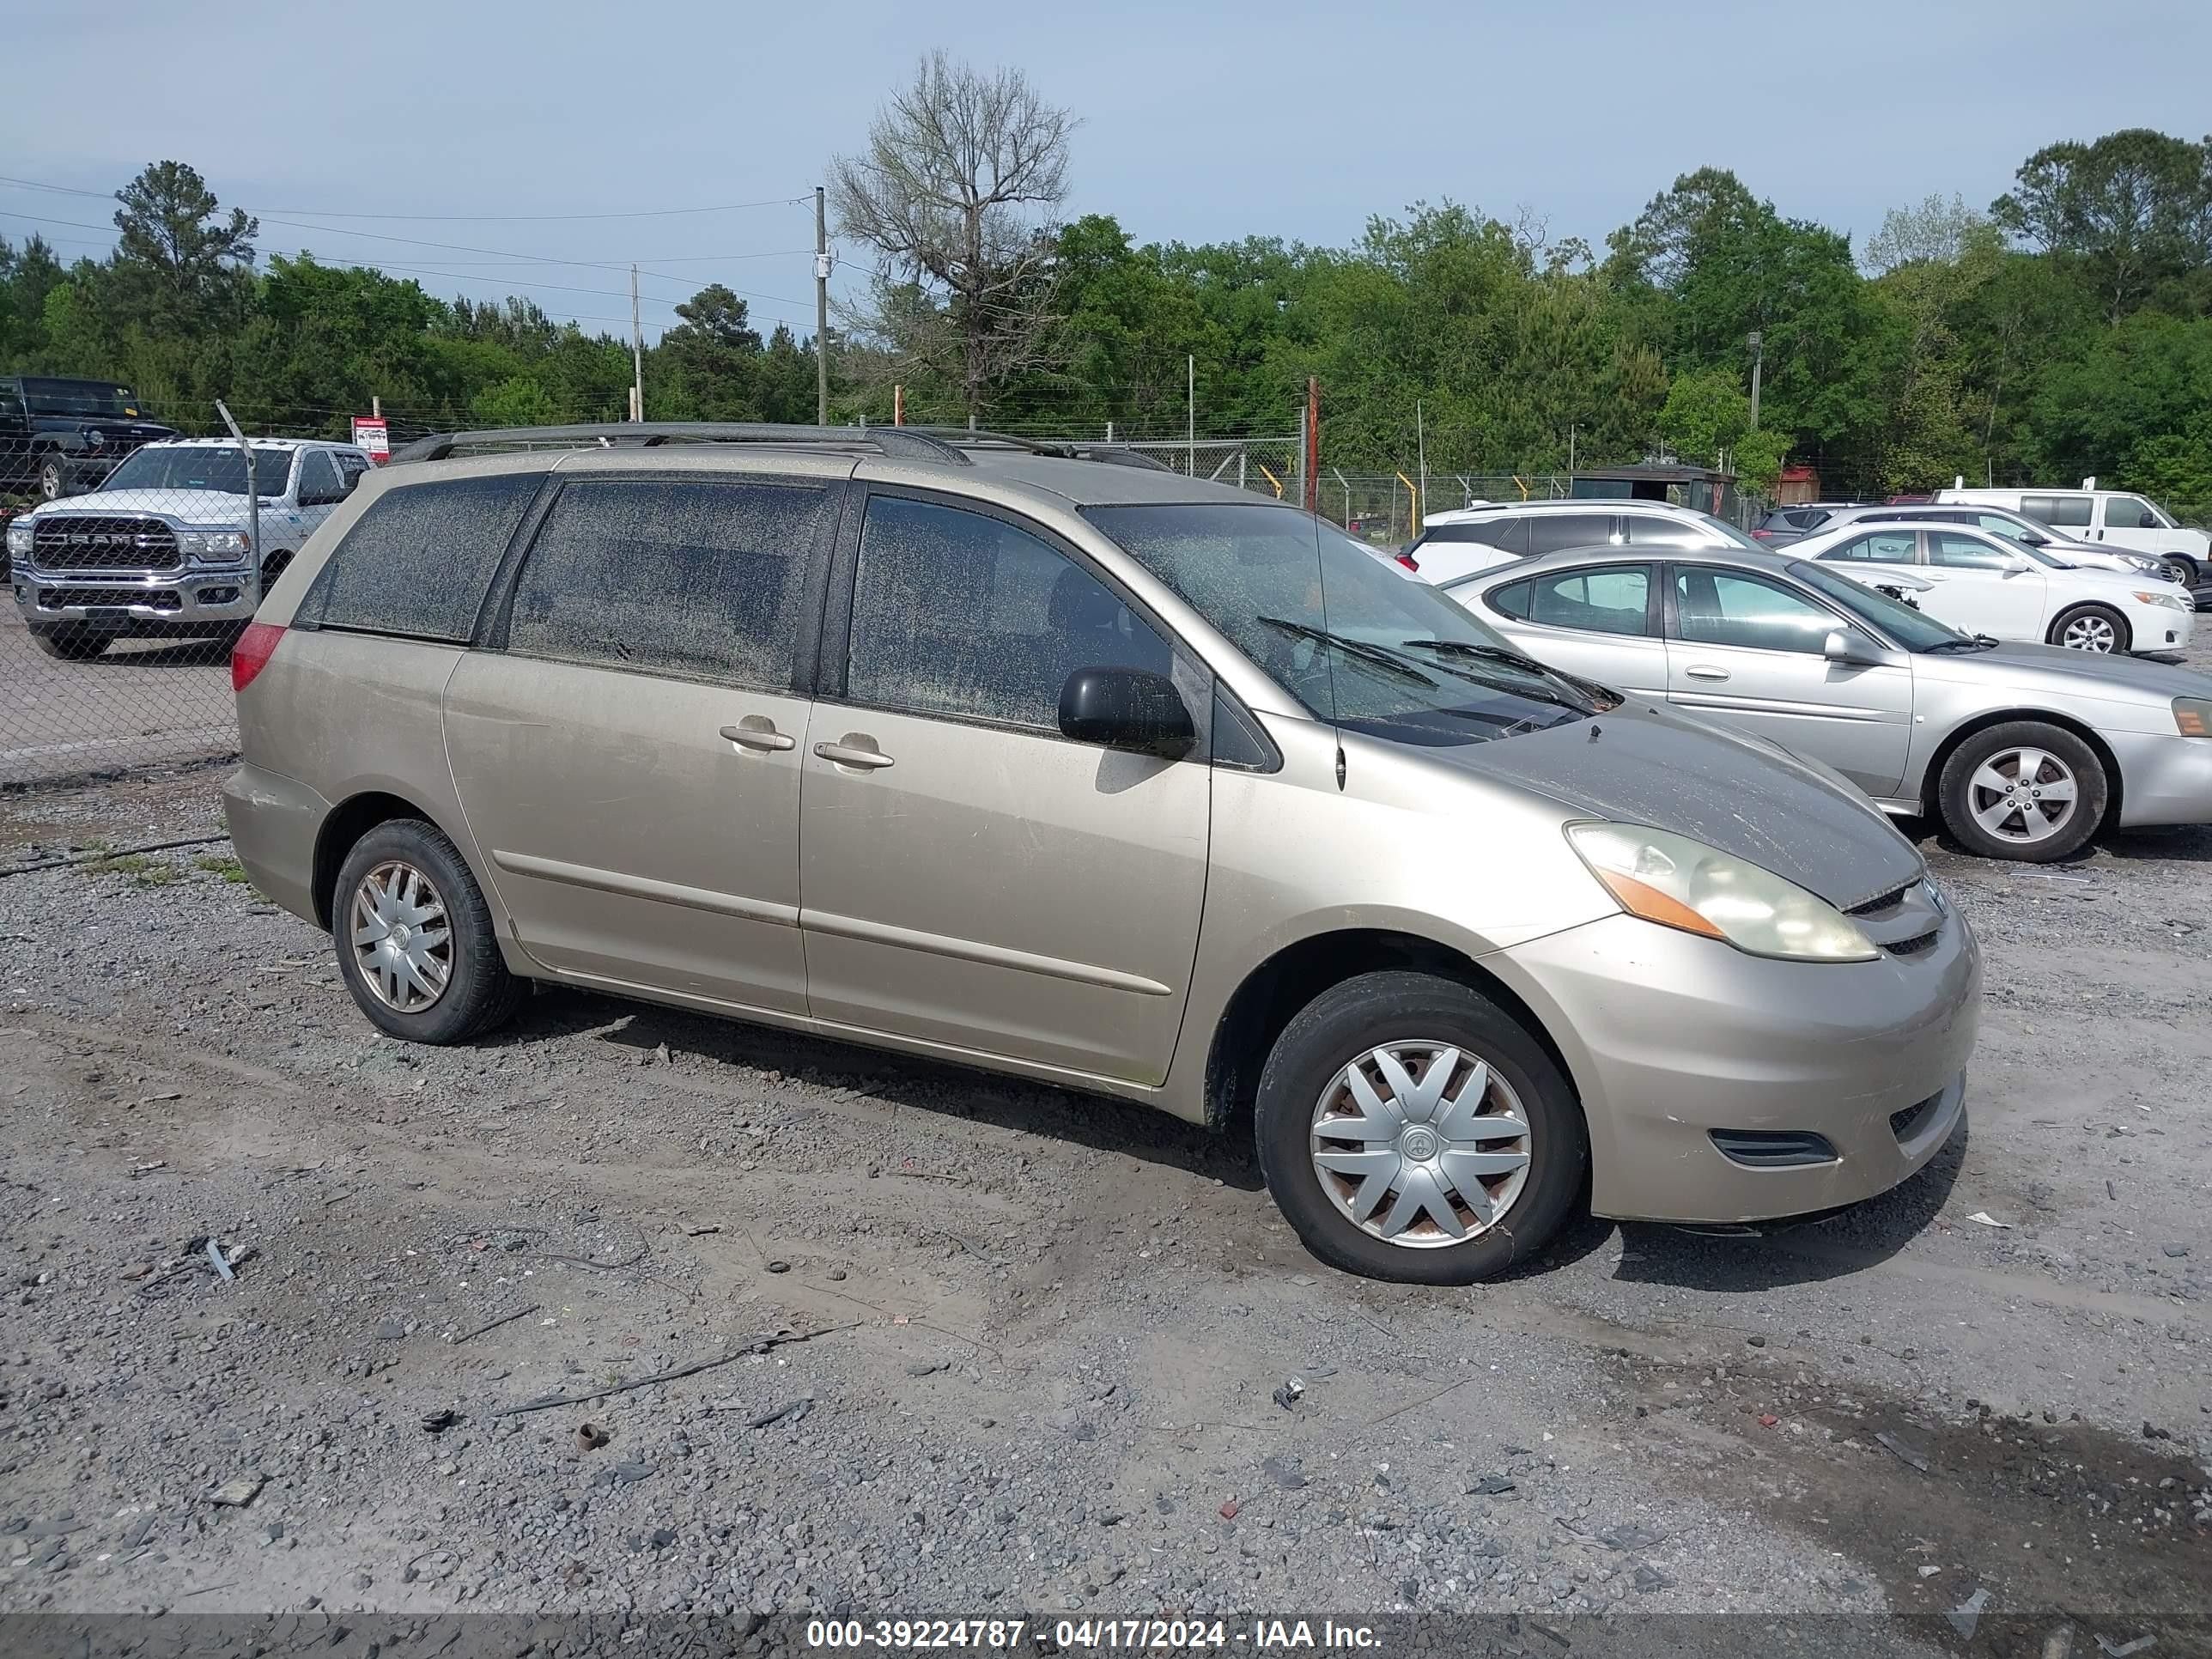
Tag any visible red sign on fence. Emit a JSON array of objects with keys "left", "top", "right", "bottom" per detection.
[{"left": 351, "top": 416, "right": 390, "bottom": 464}]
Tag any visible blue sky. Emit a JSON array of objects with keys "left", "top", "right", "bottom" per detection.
[{"left": 5, "top": 0, "right": 2209, "bottom": 341}]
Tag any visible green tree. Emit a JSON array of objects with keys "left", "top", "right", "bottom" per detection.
[{"left": 1992, "top": 130, "right": 2212, "bottom": 323}]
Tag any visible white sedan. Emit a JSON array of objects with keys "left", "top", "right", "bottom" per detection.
[{"left": 1798, "top": 520, "right": 2192, "bottom": 656}]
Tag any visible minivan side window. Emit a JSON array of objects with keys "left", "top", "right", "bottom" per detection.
[
  {"left": 507, "top": 478, "right": 832, "bottom": 689},
  {"left": 309, "top": 471, "right": 543, "bottom": 642},
  {"left": 845, "top": 495, "right": 1171, "bottom": 732},
  {"left": 2023, "top": 494, "right": 2093, "bottom": 527}
]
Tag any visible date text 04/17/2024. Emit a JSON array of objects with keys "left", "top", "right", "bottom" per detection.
[{"left": 801, "top": 1620, "right": 1382, "bottom": 1650}]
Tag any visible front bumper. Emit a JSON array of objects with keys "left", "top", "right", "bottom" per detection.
[
  {"left": 1488, "top": 906, "right": 1980, "bottom": 1224},
  {"left": 12, "top": 568, "right": 258, "bottom": 629},
  {"left": 2110, "top": 727, "right": 2212, "bottom": 828},
  {"left": 2131, "top": 602, "right": 2193, "bottom": 653}
]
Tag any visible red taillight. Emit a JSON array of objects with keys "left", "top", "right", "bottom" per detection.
[
  {"left": 1751, "top": 529, "right": 1773, "bottom": 538},
  {"left": 232, "top": 621, "right": 285, "bottom": 694},
  {"left": 1396, "top": 552, "right": 1420, "bottom": 571}
]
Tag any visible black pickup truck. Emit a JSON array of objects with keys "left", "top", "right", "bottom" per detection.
[{"left": 0, "top": 376, "right": 178, "bottom": 501}]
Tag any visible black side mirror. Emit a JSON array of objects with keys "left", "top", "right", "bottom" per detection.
[
  {"left": 1058, "top": 666, "right": 1194, "bottom": 759},
  {"left": 2021, "top": 531, "right": 2047, "bottom": 545}
]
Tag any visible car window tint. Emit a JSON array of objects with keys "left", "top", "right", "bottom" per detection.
[
  {"left": 1620, "top": 516, "right": 1705, "bottom": 547},
  {"left": 1486, "top": 578, "right": 1533, "bottom": 620},
  {"left": 1826, "top": 531, "right": 1917, "bottom": 562},
  {"left": 296, "top": 450, "right": 341, "bottom": 502},
  {"left": 312, "top": 472, "right": 542, "bottom": 641},
  {"left": 1526, "top": 565, "right": 1651, "bottom": 635},
  {"left": 2106, "top": 495, "right": 2159, "bottom": 530},
  {"left": 507, "top": 478, "right": 828, "bottom": 687},
  {"left": 1927, "top": 531, "right": 2014, "bottom": 570},
  {"left": 333, "top": 452, "right": 370, "bottom": 484},
  {"left": 1525, "top": 514, "right": 1615, "bottom": 555},
  {"left": 847, "top": 495, "right": 1171, "bottom": 731},
  {"left": 1673, "top": 568, "right": 1837, "bottom": 654},
  {"left": 1421, "top": 521, "right": 1514, "bottom": 545},
  {"left": 2024, "top": 494, "right": 2093, "bottom": 527}
]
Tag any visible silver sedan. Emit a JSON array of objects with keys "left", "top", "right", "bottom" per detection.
[{"left": 1439, "top": 544, "right": 2212, "bottom": 862}]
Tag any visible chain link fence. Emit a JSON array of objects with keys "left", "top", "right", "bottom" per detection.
[
  {"left": 1, "top": 404, "right": 1744, "bottom": 793},
  {"left": 3, "top": 409, "right": 378, "bottom": 791}
]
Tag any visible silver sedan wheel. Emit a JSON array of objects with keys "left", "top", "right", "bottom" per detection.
[
  {"left": 1310, "top": 1042, "right": 1533, "bottom": 1249},
  {"left": 2057, "top": 611, "right": 2118, "bottom": 653},
  {"left": 349, "top": 860, "right": 453, "bottom": 1013},
  {"left": 1966, "top": 746, "right": 2081, "bottom": 846}
]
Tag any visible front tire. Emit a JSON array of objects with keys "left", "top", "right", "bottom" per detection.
[
  {"left": 1255, "top": 970, "right": 1587, "bottom": 1284},
  {"left": 2049, "top": 603, "right": 2129, "bottom": 653},
  {"left": 331, "top": 818, "right": 522, "bottom": 1044},
  {"left": 2161, "top": 556, "right": 2197, "bottom": 592},
  {"left": 1936, "top": 721, "right": 2106, "bottom": 863},
  {"left": 30, "top": 626, "right": 110, "bottom": 661}
]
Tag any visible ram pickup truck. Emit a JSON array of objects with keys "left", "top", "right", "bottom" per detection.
[
  {"left": 0, "top": 376, "right": 178, "bottom": 501},
  {"left": 5, "top": 437, "right": 370, "bottom": 659}
]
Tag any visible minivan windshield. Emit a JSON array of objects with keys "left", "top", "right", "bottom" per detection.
[
  {"left": 1790, "top": 560, "right": 1980, "bottom": 653},
  {"left": 1084, "top": 502, "right": 1616, "bottom": 747},
  {"left": 100, "top": 446, "right": 291, "bottom": 497}
]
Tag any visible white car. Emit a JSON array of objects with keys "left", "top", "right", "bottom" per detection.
[
  {"left": 1404, "top": 499, "right": 1759, "bottom": 585},
  {"left": 1931, "top": 482, "right": 2208, "bottom": 590},
  {"left": 1800, "top": 520, "right": 2192, "bottom": 656}
]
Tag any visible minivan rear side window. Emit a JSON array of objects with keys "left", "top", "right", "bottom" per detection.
[
  {"left": 845, "top": 495, "right": 1172, "bottom": 732},
  {"left": 2023, "top": 494, "right": 2093, "bottom": 527},
  {"left": 310, "top": 471, "right": 542, "bottom": 641},
  {"left": 506, "top": 478, "right": 833, "bottom": 690}
]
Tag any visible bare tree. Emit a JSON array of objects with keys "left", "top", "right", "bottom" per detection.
[{"left": 829, "top": 53, "right": 1078, "bottom": 422}]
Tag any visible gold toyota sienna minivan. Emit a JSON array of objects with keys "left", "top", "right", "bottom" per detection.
[{"left": 222, "top": 424, "right": 1980, "bottom": 1284}]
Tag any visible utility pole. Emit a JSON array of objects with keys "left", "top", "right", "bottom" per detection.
[
  {"left": 814, "top": 186, "right": 831, "bottom": 426},
  {"left": 629, "top": 265, "right": 644, "bottom": 422},
  {"left": 1187, "top": 355, "right": 1195, "bottom": 477},
  {"left": 1747, "top": 330, "right": 1764, "bottom": 432},
  {"left": 1415, "top": 399, "right": 1428, "bottom": 523},
  {"left": 1568, "top": 422, "right": 1576, "bottom": 474}
]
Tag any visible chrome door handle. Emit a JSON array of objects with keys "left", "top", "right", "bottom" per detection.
[
  {"left": 720, "top": 720, "right": 795, "bottom": 752},
  {"left": 1684, "top": 665, "right": 1730, "bottom": 682},
  {"left": 813, "top": 739, "right": 895, "bottom": 770}
]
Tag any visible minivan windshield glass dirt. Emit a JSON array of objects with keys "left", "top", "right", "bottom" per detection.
[
  {"left": 100, "top": 446, "right": 291, "bottom": 497},
  {"left": 1085, "top": 502, "right": 1615, "bottom": 746}
]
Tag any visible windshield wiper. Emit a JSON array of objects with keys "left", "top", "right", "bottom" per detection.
[
  {"left": 1923, "top": 634, "right": 2000, "bottom": 653},
  {"left": 1256, "top": 617, "right": 1438, "bottom": 687},
  {"left": 1398, "top": 638, "right": 1616, "bottom": 710}
]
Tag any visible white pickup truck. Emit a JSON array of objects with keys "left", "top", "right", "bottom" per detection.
[{"left": 4, "top": 437, "right": 372, "bottom": 659}]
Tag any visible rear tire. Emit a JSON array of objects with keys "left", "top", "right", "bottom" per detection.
[
  {"left": 2048, "top": 603, "right": 2128, "bottom": 653},
  {"left": 1254, "top": 969, "right": 1586, "bottom": 1284},
  {"left": 35, "top": 456, "right": 67, "bottom": 501},
  {"left": 331, "top": 818, "right": 523, "bottom": 1045},
  {"left": 30, "top": 626, "right": 110, "bottom": 661},
  {"left": 1936, "top": 720, "right": 2106, "bottom": 863}
]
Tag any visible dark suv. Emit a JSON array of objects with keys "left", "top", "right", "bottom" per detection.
[{"left": 0, "top": 376, "right": 179, "bottom": 502}]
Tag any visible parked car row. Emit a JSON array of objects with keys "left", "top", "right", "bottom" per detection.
[
  {"left": 3, "top": 437, "right": 373, "bottom": 659},
  {"left": 222, "top": 423, "right": 1986, "bottom": 1287}
]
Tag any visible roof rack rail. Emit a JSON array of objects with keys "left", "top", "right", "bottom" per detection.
[
  {"left": 909, "top": 427, "right": 1174, "bottom": 473},
  {"left": 388, "top": 422, "right": 969, "bottom": 467}
]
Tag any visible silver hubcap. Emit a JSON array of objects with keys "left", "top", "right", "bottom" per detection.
[
  {"left": 2059, "top": 613, "right": 2118, "bottom": 653},
  {"left": 349, "top": 860, "right": 453, "bottom": 1012},
  {"left": 1310, "top": 1042, "right": 1533, "bottom": 1249},
  {"left": 1966, "top": 746, "right": 2080, "bottom": 845}
]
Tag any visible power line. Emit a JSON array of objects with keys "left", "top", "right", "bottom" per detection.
[{"left": 0, "top": 173, "right": 811, "bottom": 222}]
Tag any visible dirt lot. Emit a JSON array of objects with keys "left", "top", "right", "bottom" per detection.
[
  {"left": 0, "top": 751, "right": 2208, "bottom": 1656},
  {"left": 0, "top": 607, "right": 238, "bottom": 789}
]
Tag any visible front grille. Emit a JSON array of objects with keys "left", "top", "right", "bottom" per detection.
[
  {"left": 1888, "top": 1093, "right": 1940, "bottom": 1142},
  {"left": 1846, "top": 884, "right": 1914, "bottom": 918},
  {"left": 1883, "top": 930, "right": 1941, "bottom": 957},
  {"left": 39, "top": 586, "right": 180, "bottom": 611},
  {"left": 31, "top": 515, "right": 179, "bottom": 572}
]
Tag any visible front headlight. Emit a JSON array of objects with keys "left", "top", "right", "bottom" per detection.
[
  {"left": 5, "top": 523, "right": 30, "bottom": 557},
  {"left": 2133, "top": 589, "right": 2188, "bottom": 612},
  {"left": 2174, "top": 697, "right": 2212, "bottom": 738},
  {"left": 1565, "top": 822, "right": 1880, "bottom": 963},
  {"left": 177, "top": 528, "right": 252, "bottom": 562}
]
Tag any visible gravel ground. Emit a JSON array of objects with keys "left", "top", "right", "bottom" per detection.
[{"left": 0, "top": 745, "right": 2208, "bottom": 1655}]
